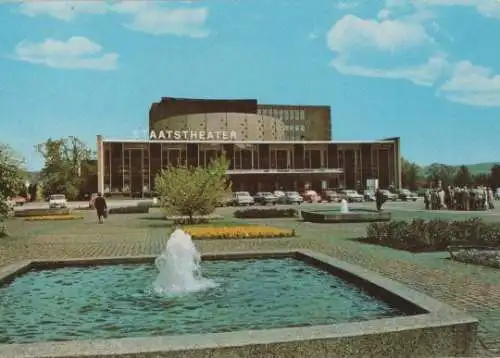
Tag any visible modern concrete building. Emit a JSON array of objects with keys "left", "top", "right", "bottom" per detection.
[{"left": 96, "top": 97, "right": 401, "bottom": 196}]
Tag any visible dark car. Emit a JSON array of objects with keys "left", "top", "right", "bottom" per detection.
[
  {"left": 278, "top": 191, "right": 304, "bottom": 204},
  {"left": 398, "top": 189, "right": 418, "bottom": 201},
  {"left": 254, "top": 192, "right": 278, "bottom": 205}
]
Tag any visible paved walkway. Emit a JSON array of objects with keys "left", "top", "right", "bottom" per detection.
[{"left": 1, "top": 205, "right": 500, "bottom": 355}]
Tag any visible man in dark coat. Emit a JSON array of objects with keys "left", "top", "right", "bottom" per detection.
[
  {"left": 375, "top": 188, "right": 385, "bottom": 211},
  {"left": 94, "top": 193, "right": 107, "bottom": 224}
]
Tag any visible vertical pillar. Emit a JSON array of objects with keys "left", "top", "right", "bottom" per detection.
[{"left": 96, "top": 135, "right": 104, "bottom": 194}]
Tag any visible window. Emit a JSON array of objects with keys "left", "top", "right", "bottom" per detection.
[{"left": 299, "top": 110, "right": 305, "bottom": 121}]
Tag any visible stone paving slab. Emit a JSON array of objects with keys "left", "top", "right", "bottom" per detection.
[{"left": 1, "top": 206, "right": 500, "bottom": 355}]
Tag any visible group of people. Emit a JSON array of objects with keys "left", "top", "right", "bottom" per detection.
[{"left": 424, "top": 185, "right": 495, "bottom": 211}]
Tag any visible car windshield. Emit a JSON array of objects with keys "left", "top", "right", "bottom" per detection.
[
  {"left": 236, "top": 192, "right": 250, "bottom": 197},
  {"left": 286, "top": 191, "right": 299, "bottom": 196},
  {"left": 345, "top": 190, "right": 357, "bottom": 194},
  {"left": 262, "top": 192, "right": 273, "bottom": 196},
  {"left": 50, "top": 195, "right": 65, "bottom": 200}
]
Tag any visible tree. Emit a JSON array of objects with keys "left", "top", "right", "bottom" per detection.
[
  {"left": 473, "top": 173, "right": 491, "bottom": 187},
  {"left": 401, "top": 157, "right": 423, "bottom": 190},
  {"left": 491, "top": 164, "right": 500, "bottom": 189},
  {"left": 36, "top": 137, "right": 95, "bottom": 200},
  {"left": 155, "top": 155, "right": 231, "bottom": 224},
  {"left": 0, "top": 144, "right": 25, "bottom": 235},
  {"left": 454, "top": 165, "right": 473, "bottom": 187},
  {"left": 425, "top": 163, "right": 456, "bottom": 188}
]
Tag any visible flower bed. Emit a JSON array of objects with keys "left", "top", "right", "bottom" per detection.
[
  {"left": 108, "top": 205, "right": 149, "bottom": 214},
  {"left": 448, "top": 246, "right": 500, "bottom": 269},
  {"left": 182, "top": 225, "right": 295, "bottom": 239},
  {"left": 14, "top": 208, "right": 70, "bottom": 218},
  {"left": 25, "top": 215, "right": 84, "bottom": 221},
  {"left": 363, "top": 218, "right": 500, "bottom": 253},
  {"left": 234, "top": 208, "right": 298, "bottom": 219}
]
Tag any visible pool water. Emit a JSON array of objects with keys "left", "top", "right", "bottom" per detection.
[{"left": 0, "top": 258, "right": 406, "bottom": 344}]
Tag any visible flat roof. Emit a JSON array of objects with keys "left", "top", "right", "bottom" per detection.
[{"left": 99, "top": 139, "right": 396, "bottom": 144}]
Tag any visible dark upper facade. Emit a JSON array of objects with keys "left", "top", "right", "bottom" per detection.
[{"left": 149, "top": 97, "right": 332, "bottom": 141}]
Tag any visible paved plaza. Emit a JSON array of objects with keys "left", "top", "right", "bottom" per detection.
[{"left": 2, "top": 200, "right": 500, "bottom": 355}]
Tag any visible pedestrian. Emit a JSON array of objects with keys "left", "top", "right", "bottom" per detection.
[
  {"left": 424, "top": 189, "right": 430, "bottom": 210},
  {"left": 93, "top": 192, "right": 107, "bottom": 224},
  {"left": 375, "top": 188, "right": 385, "bottom": 211}
]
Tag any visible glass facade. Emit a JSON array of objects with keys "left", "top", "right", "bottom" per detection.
[
  {"left": 257, "top": 106, "right": 309, "bottom": 140},
  {"left": 100, "top": 141, "right": 399, "bottom": 194}
]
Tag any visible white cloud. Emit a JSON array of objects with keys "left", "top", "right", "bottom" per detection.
[
  {"left": 331, "top": 54, "right": 449, "bottom": 86},
  {"left": 124, "top": 7, "right": 209, "bottom": 38},
  {"left": 387, "top": 0, "right": 500, "bottom": 19},
  {"left": 336, "top": 1, "right": 359, "bottom": 9},
  {"left": 14, "top": 37, "right": 118, "bottom": 71},
  {"left": 19, "top": 1, "right": 108, "bottom": 21},
  {"left": 377, "top": 9, "right": 392, "bottom": 20},
  {"left": 327, "top": 15, "right": 431, "bottom": 53},
  {"left": 438, "top": 61, "right": 500, "bottom": 106},
  {"left": 17, "top": 1, "right": 210, "bottom": 38}
]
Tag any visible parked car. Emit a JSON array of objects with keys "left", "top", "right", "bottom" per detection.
[
  {"left": 49, "top": 194, "right": 68, "bottom": 209},
  {"left": 379, "top": 189, "right": 398, "bottom": 201},
  {"left": 324, "top": 190, "right": 341, "bottom": 203},
  {"left": 11, "top": 196, "right": 26, "bottom": 206},
  {"left": 339, "top": 190, "right": 364, "bottom": 203},
  {"left": 273, "top": 190, "right": 286, "bottom": 199},
  {"left": 254, "top": 192, "right": 278, "bottom": 205},
  {"left": 231, "top": 192, "right": 254, "bottom": 206},
  {"left": 303, "top": 190, "right": 322, "bottom": 203},
  {"left": 217, "top": 194, "right": 233, "bottom": 207},
  {"left": 398, "top": 189, "right": 418, "bottom": 201},
  {"left": 363, "top": 190, "right": 376, "bottom": 201},
  {"left": 279, "top": 191, "right": 304, "bottom": 204}
]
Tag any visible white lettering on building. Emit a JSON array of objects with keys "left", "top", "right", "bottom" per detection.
[{"left": 149, "top": 130, "right": 237, "bottom": 140}]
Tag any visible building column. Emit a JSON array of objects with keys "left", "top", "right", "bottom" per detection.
[{"left": 96, "top": 135, "right": 104, "bottom": 194}]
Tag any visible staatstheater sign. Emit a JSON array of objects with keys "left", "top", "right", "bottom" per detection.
[{"left": 150, "top": 130, "right": 237, "bottom": 140}]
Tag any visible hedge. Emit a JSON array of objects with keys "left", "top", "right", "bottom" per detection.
[
  {"left": 234, "top": 208, "right": 298, "bottom": 219},
  {"left": 14, "top": 208, "right": 71, "bottom": 218},
  {"left": 108, "top": 206, "right": 149, "bottom": 214},
  {"left": 364, "top": 218, "right": 500, "bottom": 252}
]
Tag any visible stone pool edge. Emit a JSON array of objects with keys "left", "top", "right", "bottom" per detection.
[{"left": 0, "top": 250, "right": 478, "bottom": 358}]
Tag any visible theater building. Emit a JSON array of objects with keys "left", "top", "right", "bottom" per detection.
[{"left": 96, "top": 97, "right": 401, "bottom": 196}]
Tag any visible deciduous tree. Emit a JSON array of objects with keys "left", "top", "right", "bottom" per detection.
[
  {"left": 36, "top": 136, "right": 95, "bottom": 200},
  {"left": 0, "top": 144, "right": 25, "bottom": 235},
  {"left": 155, "top": 155, "right": 231, "bottom": 224},
  {"left": 425, "top": 163, "right": 456, "bottom": 188},
  {"left": 490, "top": 164, "right": 500, "bottom": 189},
  {"left": 454, "top": 165, "right": 473, "bottom": 187},
  {"left": 401, "top": 157, "right": 423, "bottom": 190}
]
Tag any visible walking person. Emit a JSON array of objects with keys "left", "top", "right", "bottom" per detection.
[
  {"left": 375, "top": 188, "right": 385, "bottom": 211},
  {"left": 93, "top": 192, "right": 108, "bottom": 224}
]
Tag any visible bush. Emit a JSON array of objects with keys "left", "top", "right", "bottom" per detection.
[
  {"left": 183, "top": 225, "right": 295, "bottom": 239},
  {"left": 108, "top": 206, "right": 149, "bottom": 214},
  {"left": 14, "top": 208, "right": 70, "bottom": 218},
  {"left": 234, "top": 208, "right": 298, "bottom": 219},
  {"left": 25, "top": 215, "right": 83, "bottom": 221},
  {"left": 365, "top": 218, "right": 500, "bottom": 252}
]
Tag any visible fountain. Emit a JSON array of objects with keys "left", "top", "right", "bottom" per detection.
[
  {"left": 153, "top": 229, "right": 217, "bottom": 295},
  {"left": 301, "top": 199, "right": 391, "bottom": 223},
  {"left": 340, "top": 199, "right": 349, "bottom": 213}
]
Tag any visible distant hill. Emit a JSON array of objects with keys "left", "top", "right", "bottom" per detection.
[{"left": 421, "top": 162, "right": 500, "bottom": 176}]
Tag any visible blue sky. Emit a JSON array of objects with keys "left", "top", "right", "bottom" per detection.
[{"left": 1, "top": 0, "right": 499, "bottom": 170}]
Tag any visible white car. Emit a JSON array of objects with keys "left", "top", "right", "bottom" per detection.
[
  {"left": 340, "top": 190, "right": 364, "bottom": 203},
  {"left": 49, "top": 194, "right": 68, "bottom": 209},
  {"left": 232, "top": 192, "right": 254, "bottom": 206}
]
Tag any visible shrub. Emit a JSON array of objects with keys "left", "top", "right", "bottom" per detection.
[
  {"left": 108, "top": 206, "right": 149, "bottom": 214},
  {"left": 14, "top": 208, "right": 70, "bottom": 218},
  {"left": 365, "top": 217, "right": 500, "bottom": 252},
  {"left": 25, "top": 215, "right": 83, "bottom": 221},
  {"left": 183, "top": 225, "right": 295, "bottom": 239},
  {"left": 234, "top": 208, "right": 298, "bottom": 219}
]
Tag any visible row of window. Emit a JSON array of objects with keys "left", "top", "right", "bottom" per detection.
[{"left": 257, "top": 107, "right": 306, "bottom": 123}]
